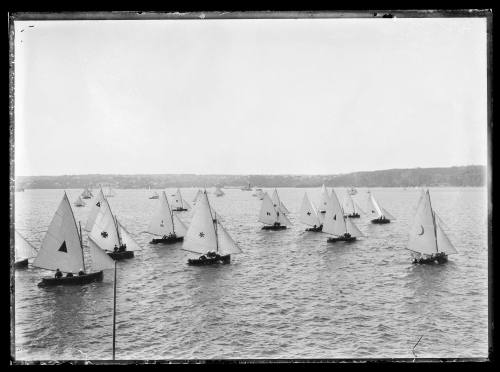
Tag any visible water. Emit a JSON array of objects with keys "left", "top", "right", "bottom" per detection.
[{"left": 13, "top": 187, "right": 488, "bottom": 360}]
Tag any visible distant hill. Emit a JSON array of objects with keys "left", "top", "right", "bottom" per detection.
[{"left": 14, "top": 165, "right": 486, "bottom": 189}]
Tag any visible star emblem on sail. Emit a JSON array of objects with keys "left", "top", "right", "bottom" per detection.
[
  {"left": 299, "top": 192, "right": 322, "bottom": 228},
  {"left": 321, "top": 188, "right": 364, "bottom": 238}
]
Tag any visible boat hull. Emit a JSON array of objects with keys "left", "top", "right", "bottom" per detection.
[
  {"left": 346, "top": 213, "right": 360, "bottom": 218},
  {"left": 15, "top": 258, "right": 29, "bottom": 269},
  {"left": 38, "top": 271, "right": 103, "bottom": 287},
  {"left": 188, "top": 254, "right": 231, "bottom": 266},
  {"left": 107, "top": 251, "right": 134, "bottom": 260},
  {"left": 327, "top": 236, "right": 357, "bottom": 243},
  {"left": 305, "top": 226, "right": 323, "bottom": 232},
  {"left": 149, "top": 196, "right": 159, "bottom": 199},
  {"left": 413, "top": 254, "right": 448, "bottom": 265},
  {"left": 82, "top": 196, "right": 91, "bottom": 199},
  {"left": 173, "top": 208, "right": 188, "bottom": 212},
  {"left": 371, "top": 218, "right": 390, "bottom": 224},
  {"left": 150, "top": 236, "right": 184, "bottom": 244},
  {"left": 262, "top": 225, "right": 287, "bottom": 230}
]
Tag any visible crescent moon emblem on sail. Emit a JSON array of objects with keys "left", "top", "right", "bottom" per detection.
[{"left": 418, "top": 225, "right": 424, "bottom": 235}]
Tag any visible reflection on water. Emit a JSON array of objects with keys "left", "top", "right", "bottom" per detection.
[{"left": 14, "top": 187, "right": 488, "bottom": 360}]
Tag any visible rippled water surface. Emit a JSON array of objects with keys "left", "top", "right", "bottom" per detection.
[{"left": 13, "top": 187, "right": 488, "bottom": 360}]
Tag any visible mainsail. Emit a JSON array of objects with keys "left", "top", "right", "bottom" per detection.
[
  {"left": 343, "top": 193, "right": 359, "bottom": 215},
  {"left": 367, "top": 192, "right": 394, "bottom": 220},
  {"left": 182, "top": 191, "right": 218, "bottom": 254},
  {"left": 148, "top": 191, "right": 175, "bottom": 236},
  {"left": 318, "top": 184, "right": 330, "bottom": 212},
  {"left": 74, "top": 196, "right": 86, "bottom": 206},
  {"left": 171, "top": 189, "right": 191, "bottom": 210},
  {"left": 259, "top": 193, "right": 278, "bottom": 225},
  {"left": 299, "top": 193, "right": 321, "bottom": 227},
  {"left": 322, "top": 188, "right": 347, "bottom": 236},
  {"left": 216, "top": 221, "right": 242, "bottom": 255},
  {"left": 407, "top": 190, "right": 439, "bottom": 255},
  {"left": 85, "top": 189, "right": 106, "bottom": 232},
  {"left": 14, "top": 230, "right": 38, "bottom": 263},
  {"left": 89, "top": 195, "right": 121, "bottom": 252},
  {"left": 88, "top": 236, "right": 115, "bottom": 271},
  {"left": 192, "top": 189, "right": 203, "bottom": 204},
  {"left": 33, "top": 192, "right": 85, "bottom": 273},
  {"left": 271, "top": 189, "right": 290, "bottom": 214}
]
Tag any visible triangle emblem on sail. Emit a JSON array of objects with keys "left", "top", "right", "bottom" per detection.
[{"left": 58, "top": 241, "right": 67, "bottom": 253}]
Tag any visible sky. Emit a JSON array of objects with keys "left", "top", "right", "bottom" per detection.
[{"left": 13, "top": 17, "right": 488, "bottom": 176}]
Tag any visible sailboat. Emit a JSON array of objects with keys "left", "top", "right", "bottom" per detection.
[
  {"left": 14, "top": 230, "right": 37, "bottom": 268},
  {"left": 171, "top": 189, "right": 191, "bottom": 211},
  {"left": 214, "top": 186, "right": 225, "bottom": 197},
  {"left": 299, "top": 193, "right": 322, "bottom": 232},
  {"left": 84, "top": 189, "right": 106, "bottom": 232},
  {"left": 259, "top": 192, "right": 292, "bottom": 230},
  {"left": 182, "top": 190, "right": 242, "bottom": 265},
  {"left": 33, "top": 192, "right": 112, "bottom": 286},
  {"left": 148, "top": 186, "right": 159, "bottom": 199},
  {"left": 241, "top": 182, "right": 252, "bottom": 191},
  {"left": 89, "top": 190, "right": 140, "bottom": 260},
  {"left": 407, "top": 189, "right": 458, "bottom": 264},
  {"left": 317, "top": 184, "right": 330, "bottom": 214},
  {"left": 252, "top": 188, "right": 264, "bottom": 200},
  {"left": 147, "top": 191, "right": 187, "bottom": 244},
  {"left": 323, "top": 188, "right": 364, "bottom": 242},
  {"left": 343, "top": 193, "right": 364, "bottom": 218},
  {"left": 81, "top": 188, "right": 93, "bottom": 199},
  {"left": 271, "top": 189, "right": 290, "bottom": 214},
  {"left": 348, "top": 187, "right": 358, "bottom": 196},
  {"left": 74, "top": 196, "right": 86, "bottom": 207},
  {"left": 367, "top": 191, "right": 395, "bottom": 224}
]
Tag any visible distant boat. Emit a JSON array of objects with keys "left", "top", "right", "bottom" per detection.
[
  {"left": 88, "top": 189, "right": 140, "bottom": 260},
  {"left": 343, "top": 193, "right": 364, "bottom": 218},
  {"left": 33, "top": 192, "right": 114, "bottom": 287},
  {"left": 252, "top": 188, "right": 264, "bottom": 200},
  {"left": 317, "top": 185, "right": 330, "bottom": 214},
  {"left": 367, "top": 191, "right": 395, "bottom": 224},
  {"left": 171, "top": 189, "right": 191, "bottom": 211},
  {"left": 192, "top": 189, "right": 203, "bottom": 204},
  {"left": 74, "top": 196, "right": 86, "bottom": 207},
  {"left": 14, "top": 230, "right": 37, "bottom": 269},
  {"left": 407, "top": 189, "right": 457, "bottom": 264},
  {"left": 214, "top": 186, "right": 225, "bottom": 197},
  {"left": 323, "top": 188, "right": 364, "bottom": 243},
  {"left": 271, "top": 188, "right": 290, "bottom": 214},
  {"left": 81, "top": 188, "right": 93, "bottom": 199},
  {"left": 241, "top": 182, "right": 252, "bottom": 191},
  {"left": 182, "top": 190, "right": 242, "bottom": 265},
  {"left": 148, "top": 186, "right": 159, "bottom": 199},
  {"left": 147, "top": 191, "right": 187, "bottom": 244},
  {"left": 348, "top": 187, "right": 358, "bottom": 196},
  {"left": 299, "top": 193, "right": 323, "bottom": 232},
  {"left": 259, "top": 192, "right": 292, "bottom": 230}
]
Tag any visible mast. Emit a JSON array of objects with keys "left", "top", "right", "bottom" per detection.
[
  {"left": 79, "top": 221, "right": 86, "bottom": 272},
  {"left": 114, "top": 215, "right": 122, "bottom": 246},
  {"left": 112, "top": 259, "right": 117, "bottom": 360},
  {"left": 205, "top": 191, "right": 218, "bottom": 252},
  {"left": 427, "top": 192, "right": 439, "bottom": 253}
]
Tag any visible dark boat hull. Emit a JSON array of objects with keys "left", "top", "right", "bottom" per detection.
[
  {"left": 305, "top": 226, "right": 323, "bottom": 232},
  {"left": 327, "top": 236, "right": 357, "bottom": 243},
  {"left": 150, "top": 236, "right": 184, "bottom": 244},
  {"left": 173, "top": 208, "right": 188, "bottom": 212},
  {"left": 15, "top": 259, "right": 29, "bottom": 269},
  {"left": 413, "top": 254, "right": 448, "bottom": 265},
  {"left": 262, "top": 225, "right": 287, "bottom": 230},
  {"left": 371, "top": 218, "right": 390, "bottom": 224},
  {"left": 107, "top": 251, "right": 134, "bottom": 260},
  {"left": 188, "top": 254, "right": 231, "bottom": 266},
  {"left": 149, "top": 197, "right": 159, "bottom": 199},
  {"left": 346, "top": 213, "right": 360, "bottom": 218},
  {"left": 82, "top": 196, "right": 91, "bottom": 199},
  {"left": 38, "top": 271, "right": 103, "bottom": 287}
]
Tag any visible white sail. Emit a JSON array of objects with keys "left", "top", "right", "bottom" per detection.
[
  {"left": 255, "top": 189, "right": 265, "bottom": 200},
  {"left": 74, "top": 196, "right": 86, "bottom": 206},
  {"left": 407, "top": 190, "right": 438, "bottom": 255},
  {"left": 15, "top": 230, "right": 37, "bottom": 262},
  {"left": 89, "top": 196, "right": 120, "bottom": 252},
  {"left": 318, "top": 184, "right": 330, "bottom": 212},
  {"left": 368, "top": 192, "right": 384, "bottom": 218},
  {"left": 214, "top": 186, "right": 224, "bottom": 196},
  {"left": 346, "top": 218, "right": 364, "bottom": 238},
  {"left": 84, "top": 189, "right": 106, "bottom": 232},
  {"left": 182, "top": 191, "right": 217, "bottom": 254},
  {"left": 33, "top": 192, "right": 85, "bottom": 273},
  {"left": 381, "top": 207, "right": 396, "bottom": 220},
  {"left": 216, "top": 221, "right": 242, "bottom": 255},
  {"left": 81, "top": 188, "right": 92, "bottom": 198},
  {"left": 173, "top": 214, "right": 188, "bottom": 237},
  {"left": 271, "top": 189, "right": 290, "bottom": 214},
  {"left": 258, "top": 193, "right": 279, "bottom": 225},
  {"left": 88, "top": 236, "right": 115, "bottom": 271},
  {"left": 117, "top": 221, "right": 142, "bottom": 251},
  {"left": 322, "top": 189, "right": 347, "bottom": 236},
  {"left": 277, "top": 211, "right": 292, "bottom": 226},
  {"left": 342, "top": 194, "right": 356, "bottom": 215},
  {"left": 299, "top": 193, "right": 321, "bottom": 227},
  {"left": 148, "top": 191, "right": 175, "bottom": 236},
  {"left": 435, "top": 214, "right": 458, "bottom": 254},
  {"left": 192, "top": 189, "right": 202, "bottom": 204}
]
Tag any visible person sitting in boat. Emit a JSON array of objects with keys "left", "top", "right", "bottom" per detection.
[
  {"left": 344, "top": 233, "right": 351, "bottom": 239},
  {"left": 114, "top": 244, "right": 119, "bottom": 252},
  {"left": 207, "top": 251, "right": 217, "bottom": 259},
  {"left": 55, "top": 268, "right": 62, "bottom": 279},
  {"left": 78, "top": 269, "right": 85, "bottom": 276},
  {"left": 66, "top": 272, "right": 74, "bottom": 278},
  {"left": 119, "top": 244, "right": 126, "bottom": 252}
]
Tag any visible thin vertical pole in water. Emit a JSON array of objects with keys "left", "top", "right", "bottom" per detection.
[{"left": 112, "top": 260, "right": 117, "bottom": 360}]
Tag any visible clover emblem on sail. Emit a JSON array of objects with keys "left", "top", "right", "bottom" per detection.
[{"left": 101, "top": 231, "right": 108, "bottom": 238}]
